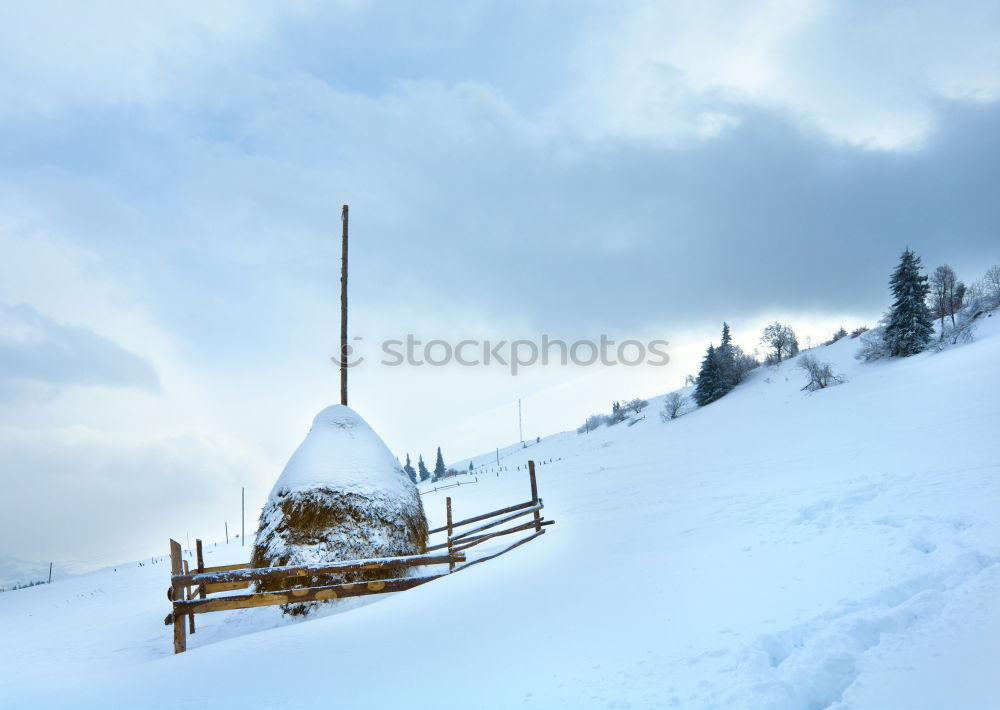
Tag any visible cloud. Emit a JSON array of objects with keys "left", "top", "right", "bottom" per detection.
[
  {"left": 561, "top": 0, "right": 1000, "bottom": 150},
  {"left": 0, "top": 303, "right": 160, "bottom": 395}
]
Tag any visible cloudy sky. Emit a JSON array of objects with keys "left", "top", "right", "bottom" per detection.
[{"left": 1, "top": 0, "right": 998, "bottom": 571}]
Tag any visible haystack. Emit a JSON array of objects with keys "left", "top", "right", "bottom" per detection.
[{"left": 251, "top": 405, "right": 428, "bottom": 615}]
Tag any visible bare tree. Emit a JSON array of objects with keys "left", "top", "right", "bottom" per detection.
[
  {"left": 797, "top": 354, "right": 845, "bottom": 391},
  {"left": 929, "top": 264, "right": 967, "bottom": 336},
  {"left": 730, "top": 348, "right": 759, "bottom": 384},
  {"left": 951, "top": 281, "right": 966, "bottom": 326},
  {"left": 760, "top": 322, "right": 799, "bottom": 364},
  {"left": 660, "top": 392, "right": 687, "bottom": 421},
  {"left": 984, "top": 264, "right": 1000, "bottom": 302},
  {"left": 626, "top": 398, "right": 648, "bottom": 416},
  {"left": 930, "top": 265, "right": 954, "bottom": 338}
]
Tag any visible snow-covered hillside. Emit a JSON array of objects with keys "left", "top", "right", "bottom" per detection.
[{"left": 2, "top": 316, "right": 998, "bottom": 709}]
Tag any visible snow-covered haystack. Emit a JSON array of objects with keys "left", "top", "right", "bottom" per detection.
[{"left": 251, "top": 405, "right": 428, "bottom": 615}]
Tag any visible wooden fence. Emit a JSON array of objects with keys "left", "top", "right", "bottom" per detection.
[{"left": 165, "top": 460, "right": 553, "bottom": 653}]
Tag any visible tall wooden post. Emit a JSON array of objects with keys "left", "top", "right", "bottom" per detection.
[
  {"left": 169, "top": 539, "right": 186, "bottom": 653},
  {"left": 446, "top": 496, "right": 454, "bottom": 571},
  {"left": 528, "top": 460, "right": 541, "bottom": 532},
  {"left": 182, "top": 560, "right": 195, "bottom": 634},
  {"left": 241, "top": 487, "right": 245, "bottom": 547},
  {"left": 340, "top": 204, "right": 349, "bottom": 407},
  {"left": 195, "top": 539, "right": 206, "bottom": 600}
]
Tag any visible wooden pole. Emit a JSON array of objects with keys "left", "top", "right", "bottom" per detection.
[
  {"left": 446, "top": 496, "right": 455, "bottom": 571},
  {"left": 182, "top": 560, "right": 195, "bottom": 634},
  {"left": 241, "top": 487, "right": 245, "bottom": 547},
  {"left": 196, "top": 540, "right": 206, "bottom": 600},
  {"left": 47, "top": 562, "right": 52, "bottom": 584},
  {"left": 340, "top": 204, "right": 349, "bottom": 407},
  {"left": 528, "top": 460, "right": 541, "bottom": 532},
  {"left": 225, "top": 521, "right": 228, "bottom": 544},
  {"left": 169, "top": 539, "right": 187, "bottom": 653}
]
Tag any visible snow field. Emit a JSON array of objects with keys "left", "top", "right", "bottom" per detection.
[{"left": 1, "top": 315, "right": 997, "bottom": 708}]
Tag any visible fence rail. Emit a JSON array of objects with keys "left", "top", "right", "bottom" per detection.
[{"left": 165, "top": 460, "right": 553, "bottom": 653}]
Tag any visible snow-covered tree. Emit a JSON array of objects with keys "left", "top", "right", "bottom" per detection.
[
  {"left": 797, "top": 354, "right": 845, "bottom": 391},
  {"left": 402, "top": 453, "right": 417, "bottom": 484},
  {"left": 577, "top": 414, "right": 610, "bottom": 433},
  {"left": 716, "top": 322, "right": 736, "bottom": 388},
  {"left": 625, "top": 398, "right": 648, "bottom": 416},
  {"left": 469, "top": 460, "right": 475, "bottom": 472},
  {"left": 885, "top": 248, "right": 934, "bottom": 356},
  {"left": 985, "top": 264, "right": 1000, "bottom": 303},
  {"left": 827, "top": 327, "right": 848, "bottom": 345},
  {"left": 930, "top": 265, "right": 962, "bottom": 337},
  {"left": 715, "top": 322, "right": 759, "bottom": 387},
  {"left": 694, "top": 344, "right": 726, "bottom": 406},
  {"left": 433, "top": 447, "right": 447, "bottom": 482},
  {"left": 760, "top": 322, "right": 799, "bottom": 364},
  {"left": 417, "top": 455, "right": 430, "bottom": 483},
  {"left": 730, "top": 348, "right": 759, "bottom": 385},
  {"left": 660, "top": 392, "right": 687, "bottom": 421}
]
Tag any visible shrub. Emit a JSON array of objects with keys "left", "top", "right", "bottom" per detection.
[
  {"left": 660, "top": 392, "right": 688, "bottom": 421},
  {"left": 798, "top": 354, "right": 845, "bottom": 391}
]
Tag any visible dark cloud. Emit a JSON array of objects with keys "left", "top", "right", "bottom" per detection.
[
  {"left": 0, "top": 303, "right": 160, "bottom": 394},
  {"left": 355, "top": 99, "right": 1000, "bottom": 334}
]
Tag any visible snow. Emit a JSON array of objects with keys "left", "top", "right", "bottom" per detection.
[
  {"left": 266, "top": 404, "right": 413, "bottom": 499},
  {"left": 253, "top": 403, "right": 426, "bottom": 571},
  {"left": 1, "top": 317, "right": 998, "bottom": 709}
]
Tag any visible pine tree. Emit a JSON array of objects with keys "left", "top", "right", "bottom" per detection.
[
  {"left": 417, "top": 455, "right": 430, "bottom": 483},
  {"left": 715, "top": 322, "right": 736, "bottom": 394},
  {"left": 402, "top": 453, "right": 417, "bottom": 484},
  {"left": 433, "top": 447, "right": 447, "bottom": 482},
  {"left": 469, "top": 461, "right": 475, "bottom": 472},
  {"left": 694, "top": 344, "right": 721, "bottom": 406},
  {"left": 885, "top": 248, "right": 934, "bottom": 356}
]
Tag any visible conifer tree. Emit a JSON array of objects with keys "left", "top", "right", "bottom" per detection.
[
  {"left": 417, "top": 455, "right": 430, "bottom": 483},
  {"left": 885, "top": 248, "right": 934, "bottom": 356},
  {"left": 716, "top": 322, "right": 736, "bottom": 394},
  {"left": 402, "top": 453, "right": 417, "bottom": 484},
  {"left": 433, "top": 447, "right": 447, "bottom": 482},
  {"left": 694, "top": 344, "right": 721, "bottom": 406}
]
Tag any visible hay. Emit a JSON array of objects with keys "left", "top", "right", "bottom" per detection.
[{"left": 250, "top": 405, "right": 428, "bottom": 615}]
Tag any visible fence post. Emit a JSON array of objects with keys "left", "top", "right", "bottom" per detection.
[
  {"left": 195, "top": 539, "right": 206, "bottom": 600},
  {"left": 182, "top": 560, "right": 196, "bottom": 634},
  {"left": 446, "top": 496, "right": 455, "bottom": 571},
  {"left": 528, "top": 460, "right": 541, "bottom": 533},
  {"left": 169, "top": 539, "right": 187, "bottom": 653}
]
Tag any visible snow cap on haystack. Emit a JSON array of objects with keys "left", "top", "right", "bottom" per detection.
[
  {"left": 251, "top": 405, "right": 428, "bottom": 614},
  {"left": 268, "top": 405, "right": 418, "bottom": 500}
]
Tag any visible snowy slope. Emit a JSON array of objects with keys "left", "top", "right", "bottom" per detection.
[{"left": 1, "top": 315, "right": 998, "bottom": 709}]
